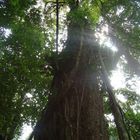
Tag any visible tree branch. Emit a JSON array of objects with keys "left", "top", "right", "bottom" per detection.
[{"left": 98, "top": 50, "right": 130, "bottom": 140}]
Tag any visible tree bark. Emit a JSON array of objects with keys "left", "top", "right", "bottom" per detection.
[{"left": 32, "top": 3, "right": 109, "bottom": 140}]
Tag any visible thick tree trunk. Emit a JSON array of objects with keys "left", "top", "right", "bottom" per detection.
[
  {"left": 33, "top": 26, "right": 108, "bottom": 140},
  {"left": 32, "top": 3, "right": 109, "bottom": 140}
]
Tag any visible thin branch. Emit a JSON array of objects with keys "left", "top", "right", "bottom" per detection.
[{"left": 98, "top": 50, "right": 130, "bottom": 140}]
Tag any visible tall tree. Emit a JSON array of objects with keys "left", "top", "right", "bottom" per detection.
[
  {"left": 0, "top": 0, "right": 139, "bottom": 139},
  {"left": 30, "top": 0, "right": 140, "bottom": 140}
]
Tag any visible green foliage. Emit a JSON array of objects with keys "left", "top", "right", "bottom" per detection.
[
  {"left": 125, "top": 110, "right": 140, "bottom": 139},
  {"left": 0, "top": 25, "right": 49, "bottom": 138},
  {"left": 101, "top": 0, "right": 140, "bottom": 75},
  {"left": 115, "top": 89, "right": 140, "bottom": 139},
  {"left": 67, "top": 0, "right": 101, "bottom": 27},
  {"left": 0, "top": 0, "right": 36, "bottom": 27},
  {"left": 0, "top": 0, "right": 52, "bottom": 139}
]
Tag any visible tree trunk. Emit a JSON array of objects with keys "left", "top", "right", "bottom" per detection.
[{"left": 32, "top": 4, "right": 109, "bottom": 140}]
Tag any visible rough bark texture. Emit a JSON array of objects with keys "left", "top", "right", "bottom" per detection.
[
  {"left": 32, "top": 3, "right": 109, "bottom": 140},
  {"left": 33, "top": 25, "right": 108, "bottom": 140}
]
